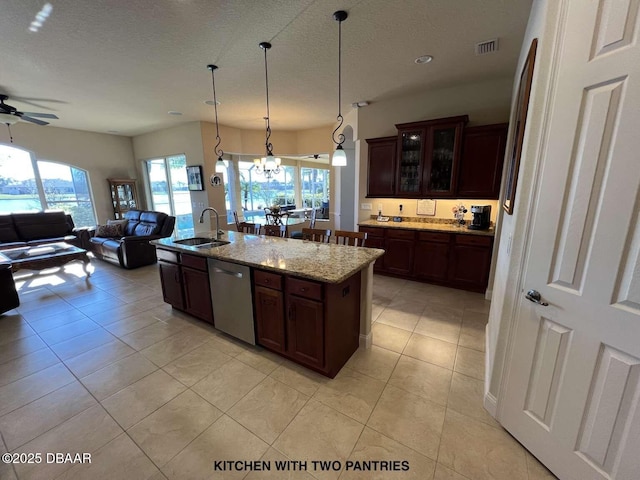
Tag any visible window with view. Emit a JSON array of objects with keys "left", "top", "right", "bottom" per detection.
[{"left": 0, "top": 145, "right": 97, "bottom": 227}]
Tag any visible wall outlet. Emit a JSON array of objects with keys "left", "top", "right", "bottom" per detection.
[{"left": 361, "top": 203, "right": 372, "bottom": 210}]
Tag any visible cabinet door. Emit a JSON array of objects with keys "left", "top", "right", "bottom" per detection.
[
  {"left": 254, "top": 286, "right": 286, "bottom": 353},
  {"left": 182, "top": 267, "right": 213, "bottom": 323},
  {"left": 384, "top": 231, "right": 415, "bottom": 275},
  {"left": 457, "top": 124, "right": 508, "bottom": 198},
  {"left": 159, "top": 261, "right": 184, "bottom": 309},
  {"left": 423, "top": 121, "right": 465, "bottom": 197},
  {"left": 396, "top": 129, "right": 425, "bottom": 195},
  {"left": 449, "top": 243, "right": 492, "bottom": 290},
  {"left": 359, "top": 227, "right": 385, "bottom": 272},
  {"left": 287, "top": 295, "right": 324, "bottom": 369},
  {"left": 366, "top": 137, "right": 396, "bottom": 197},
  {"left": 414, "top": 241, "right": 450, "bottom": 281}
]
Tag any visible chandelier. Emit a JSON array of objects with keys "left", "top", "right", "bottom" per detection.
[{"left": 254, "top": 41, "right": 282, "bottom": 179}]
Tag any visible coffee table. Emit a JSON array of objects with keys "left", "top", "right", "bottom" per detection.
[{"left": 0, "top": 243, "right": 91, "bottom": 277}]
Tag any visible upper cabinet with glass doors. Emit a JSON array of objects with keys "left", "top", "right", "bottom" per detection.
[{"left": 394, "top": 116, "right": 467, "bottom": 197}]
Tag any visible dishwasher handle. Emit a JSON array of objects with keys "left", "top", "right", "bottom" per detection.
[{"left": 212, "top": 267, "right": 243, "bottom": 279}]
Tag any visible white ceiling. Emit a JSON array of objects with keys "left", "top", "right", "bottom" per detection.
[{"left": 1, "top": 0, "right": 532, "bottom": 137}]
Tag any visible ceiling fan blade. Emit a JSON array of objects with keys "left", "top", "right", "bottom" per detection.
[
  {"left": 18, "top": 114, "right": 49, "bottom": 126},
  {"left": 21, "top": 112, "right": 59, "bottom": 119}
]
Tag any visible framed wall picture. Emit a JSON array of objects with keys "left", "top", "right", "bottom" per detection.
[
  {"left": 503, "top": 38, "right": 538, "bottom": 215},
  {"left": 186, "top": 165, "right": 204, "bottom": 191}
]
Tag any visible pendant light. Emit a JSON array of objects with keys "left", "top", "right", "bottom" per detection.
[
  {"left": 254, "top": 41, "right": 281, "bottom": 177},
  {"left": 331, "top": 10, "right": 348, "bottom": 167},
  {"left": 207, "top": 64, "right": 226, "bottom": 173}
]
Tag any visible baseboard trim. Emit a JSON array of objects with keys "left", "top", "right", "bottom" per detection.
[{"left": 359, "top": 332, "right": 372, "bottom": 348}]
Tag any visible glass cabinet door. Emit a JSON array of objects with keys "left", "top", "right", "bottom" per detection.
[
  {"left": 426, "top": 125, "right": 458, "bottom": 195},
  {"left": 396, "top": 129, "right": 424, "bottom": 195}
]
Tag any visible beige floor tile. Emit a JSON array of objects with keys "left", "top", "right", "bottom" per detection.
[
  {"left": 0, "top": 334, "right": 47, "bottom": 365},
  {"left": 140, "top": 328, "right": 210, "bottom": 367},
  {"left": 367, "top": 384, "right": 445, "bottom": 460},
  {"left": 403, "top": 333, "right": 457, "bottom": 369},
  {"left": 371, "top": 323, "right": 411, "bottom": 353},
  {"left": 526, "top": 452, "right": 559, "bottom": 479},
  {"left": 433, "top": 463, "right": 470, "bottom": 480},
  {"left": 447, "top": 373, "right": 498, "bottom": 427},
  {"left": 0, "top": 363, "right": 75, "bottom": 417},
  {"left": 103, "top": 310, "right": 161, "bottom": 337},
  {"left": 273, "top": 400, "right": 364, "bottom": 480},
  {"left": 119, "top": 321, "right": 185, "bottom": 351},
  {"left": 375, "top": 300, "right": 424, "bottom": 332},
  {"left": 0, "top": 381, "right": 96, "bottom": 450},
  {"left": 341, "top": 427, "right": 436, "bottom": 480},
  {"left": 80, "top": 352, "right": 158, "bottom": 400},
  {"left": 192, "top": 359, "right": 266, "bottom": 411},
  {"left": 58, "top": 433, "right": 159, "bottom": 480},
  {"left": 345, "top": 345, "right": 400, "bottom": 383},
  {"left": 26, "top": 309, "right": 89, "bottom": 333},
  {"left": 13, "top": 404, "right": 122, "bottom": 480},
  {"left": 458, "top": 311, "right": 487, "bottom": 352},
  {"left": 229, "top": 376, "right": 308, "bottom": 444},
  {"left": 101, "top": 370, "right": 186, "bottom": 429},
  {"left": 63, "top": 339, "right": 135, "bottom": 378},
  {"left": 245, "top": 448, "right": 316, "bottom": 480},
  {"left": 236, "top": 347, "right": 285, "bottom": 375},
  {"left": 128, "top": 390, "right": 222, "bottom": 467},
  {"left": 38, "top": 317, "right": 100, "bottom": 345},
  {"left": 162, "top": 415, "right": 269, "bottom": 480},
  {"left": 162, "top": 342, "right": 232, "bottom": 386},
  {"left": 454, "top": 346, "right": 485, "bottom": 380},
  {"left": 312, "top": 367, "right": 384, "bottom": 424},
  {"left": 0, "top": 348, "right": 59, "bottom": 387},
  {"left": 438, "top": 409, "right": 528, "bottom": 480},
  {"left": 49, "top": 327, "right": 117, "bottom": 360},
  {"left": 0, "top": 315, "right": 35, "bottom": 346},
  {"left": 388, "top": 356, "right": 452, "bottom": 406},
  {"left": 269, "top": 360, "right": 329, "bottom": 397}
]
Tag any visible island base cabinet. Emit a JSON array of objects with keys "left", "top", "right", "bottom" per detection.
[{"left": 253, "top": 269, "right": 361, "bottom": 378}]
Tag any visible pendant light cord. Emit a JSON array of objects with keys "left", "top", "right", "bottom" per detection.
[
  {"left": 209, "top": 66, "right": 224, "bottom": 160},
  {"left": 262, "top": 44, "right": 274, "bottom": 157},
  {"left": 332, "top": 16, "right": 345, "bottom": 147}
]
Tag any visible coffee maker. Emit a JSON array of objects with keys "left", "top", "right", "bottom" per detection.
[{"left": 469, "top": 205, "right": 491, "bottom": 230}]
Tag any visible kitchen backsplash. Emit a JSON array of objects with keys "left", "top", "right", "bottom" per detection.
[{"left": 362, "top": 199, "right": 500, "bottom": 223}]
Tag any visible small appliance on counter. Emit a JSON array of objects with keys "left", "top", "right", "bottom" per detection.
[{"left": 469, "top": 205, "right": 491, "bottom": 230}]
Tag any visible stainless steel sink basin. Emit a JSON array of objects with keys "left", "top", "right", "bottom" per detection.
[{"left": 174, "top": 237, "right": 214, "bottom": 246}]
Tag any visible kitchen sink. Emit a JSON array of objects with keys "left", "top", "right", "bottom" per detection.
[{"left": 174, "top": 237, "right": 215, "bottom": 246}]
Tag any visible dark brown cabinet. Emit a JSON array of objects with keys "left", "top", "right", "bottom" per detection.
[
  {"left": 157, "top": 248, "right": 213, "bottom": 324},
  {"left": 414, "top": 232, "right": 451, "bottom": 282},
  {"left": 457, "top": 123, "right": 508, "bottom": 199},
  {"left": 383, "top": 229, "right": 415, "bottom": 275},
  {"left": 366, "top": 136, "right": 396, "bottom": 197},
  {"left": 253, "top": 269, "right": 361, "bottom": 378}
]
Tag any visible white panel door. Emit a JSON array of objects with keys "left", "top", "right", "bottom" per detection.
[{"left": 500, "top": 0, "right": 640, "bottom": 479}]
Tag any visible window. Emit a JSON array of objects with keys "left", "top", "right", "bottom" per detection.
[{"left": 0, "top": 145, "right": 97, "bottom": 227}]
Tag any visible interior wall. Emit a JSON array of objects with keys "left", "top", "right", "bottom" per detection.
[{"left": 2, "top": 123, "right": 136, "bottom": 224}]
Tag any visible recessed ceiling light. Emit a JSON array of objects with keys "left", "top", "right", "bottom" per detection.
[
  {"left": 204, "top": 100, "right": 221, "bottom": 106},
  {"left": 414, "top": 55, "right": 433, "bottom": 64},
  {"left": 168, "top": 111, "right": 182, "bottom": 116}
]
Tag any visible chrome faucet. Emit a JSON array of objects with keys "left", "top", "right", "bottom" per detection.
[{"left": 198, "top": 207, "right": 222, "bottom": 240}]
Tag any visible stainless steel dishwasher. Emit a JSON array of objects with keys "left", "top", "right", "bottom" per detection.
[{"left": 208, "top": 258, "right": 255, "bottom": 345}]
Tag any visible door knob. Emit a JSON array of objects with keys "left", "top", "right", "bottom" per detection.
[{"left": 525, "top": 289, "right": 548, "bottom": 306}]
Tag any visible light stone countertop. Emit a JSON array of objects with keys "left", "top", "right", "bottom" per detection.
[
  {"left": 358, "top": 219, "right": 495, "bottom": 237},
  {"left": 152, "top": 230, "right": 384, "bottom": 284}
]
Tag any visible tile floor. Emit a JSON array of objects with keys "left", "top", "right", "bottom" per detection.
[{"left": 0, "top": 260, "right": 558, "bottom": 480}]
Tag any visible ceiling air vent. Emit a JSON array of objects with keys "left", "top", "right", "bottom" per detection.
[{"left": 475, "top": 38, "right": 499, "bottom": 55}]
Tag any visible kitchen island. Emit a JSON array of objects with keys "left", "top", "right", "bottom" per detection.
[{"left": 152, "top": 231, "right": 384, "bottom": 377}]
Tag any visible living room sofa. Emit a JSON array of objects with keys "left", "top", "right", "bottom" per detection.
[
  {"left": 89, "top": 209, "right": 175, "bottom": 269},
  {"left": 0, "top": 211, "right": 91, "bottom": 250}
]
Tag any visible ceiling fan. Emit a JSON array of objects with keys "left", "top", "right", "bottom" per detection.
[{"left": 0, "top": 94, "right": 59, "bottom": 126}]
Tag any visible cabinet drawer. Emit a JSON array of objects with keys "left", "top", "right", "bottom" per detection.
[
  {"left": 181, "top": 253, "right": 207, "bottom": 271},
  {"left": 157, "top": 248, "right": 179, "bottom": 264},
  {"left": 254, "top": 270, "right": 283, "bottom": 291},
  {"left": 359, "top": 227, "right": 384, "bottom": 238},
  {"left": 386, "top": 228, "right": 416, "bottom": 240},
  {"left": 417, "top": 231, "right": 451, "bottom": 243},
  {"left": 455, "top": 234, "right": 492, "bottom": 247},
  {"left": 287, "top": 277, "right": 323, "bottom": 301}
]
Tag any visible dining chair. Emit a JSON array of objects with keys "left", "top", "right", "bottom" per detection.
[
  {"left": 334, "top": 230, "right": 368, "bottom": 247},
  {"left": 301, "top": 228, "right": 331, "bottom": 243},
  {"left": 262, "top": 224, "right": 288, "bottom": 238},
  {"left": 237, "top": 222, "right": 259, "bottom": 234}
]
